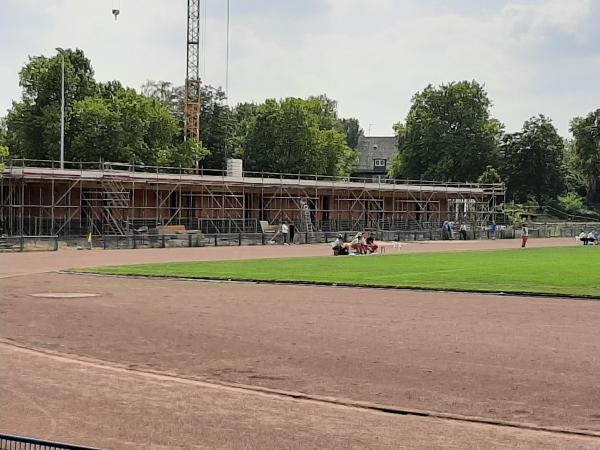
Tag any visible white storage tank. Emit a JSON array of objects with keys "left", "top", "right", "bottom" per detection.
[{"left": 226, "top": 158, "right": 243, "bottom": 178}]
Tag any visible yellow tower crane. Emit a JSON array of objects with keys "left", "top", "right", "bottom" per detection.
[{"left": 110, "top": 0, "right": 203, "bottom": 150}]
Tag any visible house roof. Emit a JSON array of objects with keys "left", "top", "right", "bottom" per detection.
[{"left": 355, "top": 136, "right": 397, "bottom": 172}]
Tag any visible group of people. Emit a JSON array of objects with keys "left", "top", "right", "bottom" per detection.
[
  {"left": 442, "top": 221, "right": 474, "bottom": 241},
  {"left": 578, "top": 230, "right": 600, "bottom": 246},
  {"left": 332, "top": 232, "right": 379, "bottom": 256}
]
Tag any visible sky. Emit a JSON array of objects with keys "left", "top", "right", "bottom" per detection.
[{"left": 1, "top": 0, "right": 599, "bottom": 137}]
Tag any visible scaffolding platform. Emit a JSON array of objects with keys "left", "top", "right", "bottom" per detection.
[{"left": 1, "top": 160, "right": 505, "bottom": 237}]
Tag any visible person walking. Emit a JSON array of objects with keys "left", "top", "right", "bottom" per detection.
[{"left": 521, "top": 224, "right": 529, "bottom": 248}]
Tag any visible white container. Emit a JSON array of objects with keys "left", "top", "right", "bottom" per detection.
[{"left": 226, "top": 159, "right": 243, "bottom": 177}]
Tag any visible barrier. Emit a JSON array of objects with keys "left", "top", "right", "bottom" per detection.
[
  {"left": 0, "top": 433, "right": 104, "bottom": 450},
  {"left": 0, "top": 235, "right": 58, "bottom": 252}
]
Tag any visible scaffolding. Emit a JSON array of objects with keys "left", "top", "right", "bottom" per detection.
[{"left": 0, "top": 160, "right": 505, "bottom": 238}]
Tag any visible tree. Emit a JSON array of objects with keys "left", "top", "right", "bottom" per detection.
[
  {"left": 0, "top": 145, "right": 8, "bottom": 174},
  {"left": 140, "top": 80, "right": 233, "bottom": 170},
  {"left": 562, "top": 138, "right": 588, "bottom": 197},
  {"left": 141, "top": 80, "right": 185, "bottom": 123},
  {"left": 570, "top": 109, "right": 600, "bottom": 203},
  {"left": 229, "top": 102, "right": 259, "bottom": 158},
  {"left": 242, "top": 97, "right": 357, "bottom": 177},
  {"left": 339, "top": 118, "right": 363, "bottom": 149},
  {"left": 391, "top": 81, "right": 502, "bottom": 182},
  {"left": 6, "top": 49, "right": 97, "bottom": 160},
  {"left": 6, "top": 52, "right": 184, "bottom": 167},
  {"left": 500, "top": 115, "right": 565, "bottom": 203},
  {"left": 200, "top": 86, "right": 233, "bottom": 170},
  {"left": 69, "top": 86, "right": 180, "bottom": 165},
  {"left": 158, "top": 141, "right": 210, "bottom": 169},
  {"left": 478, "top": 165, "right": 503, "bottom": 184}
]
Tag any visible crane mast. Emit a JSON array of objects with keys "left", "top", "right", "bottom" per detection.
[{"left": 185, "top": 0, "right": 201, "bottom": 146}]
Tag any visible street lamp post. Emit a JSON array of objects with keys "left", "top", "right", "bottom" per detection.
[{"left": 56, "top": 48, "right": 65, "bottom": 169}]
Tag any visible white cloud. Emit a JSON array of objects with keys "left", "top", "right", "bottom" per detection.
[{"left": 503, "top": 0, "right": 592, "bottom": 43}]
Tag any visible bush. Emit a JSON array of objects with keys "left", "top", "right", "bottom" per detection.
[{"left": 558, "top": 192, "right": 585, "bottom": 212}]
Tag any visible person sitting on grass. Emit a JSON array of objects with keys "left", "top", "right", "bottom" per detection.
[
  {"left": 331, "top": 234, "right": 349, "bottom": 256},
  {"left": 366, "top": 233, "right": 379, "bottom": 254},
  {"left": 588, "top": 231, "right": 597, "bottom": 246},
  {"left": 350, "top": 232, "right": 368, "bottom": 255}
]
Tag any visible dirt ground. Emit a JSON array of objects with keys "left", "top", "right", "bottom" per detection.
[{"left": 1, "top": 238, "right": 600, "bottom": 449}]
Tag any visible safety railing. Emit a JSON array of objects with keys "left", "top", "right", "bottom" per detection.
[
  {"left": 0, "top": 433, "right": 104, "bottom": 450},
  {"left": 0, "top": 235, "right": 59, "bottom": 252},
  {"left": 4, "top": 158, "right": 505, "bottom": 191}
]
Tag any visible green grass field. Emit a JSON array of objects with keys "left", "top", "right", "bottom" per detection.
[{"left": 85, "top": 247, "right": 600, "bottom": 299}]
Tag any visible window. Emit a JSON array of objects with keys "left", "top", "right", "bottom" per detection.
[{"left": 374, "top": 159, "right": 387, "bottom": 168}]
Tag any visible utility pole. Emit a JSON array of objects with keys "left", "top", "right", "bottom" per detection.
[{"left": 56, "top": 48, "right": 66, "bottom": 169}]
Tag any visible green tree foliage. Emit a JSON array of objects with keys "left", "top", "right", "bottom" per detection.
[
  {"left": 558, "top": 192, "right": 585, "bottom": 212},
  {"left": 478, "top": 165, "right": 503, "bottom": 184},
  {"left": 0, "top": 144, "right": 8, "bottom": 174},
  {"left": 229, "top": 102, "right": 259, "bottom": 158},
  {"left": 158, "top": 141, "right": 210, "bottom": 169},
  {"left": 139, "top": 82, "right": 361, "bottom": 174},
  {"left": 500, "top": 115, "right": 565, "bottom": 203},
  {"left": 200, "top": 86, "right": 234, "bottom": 170},
  {"left": 570, "top": 109, "right": 600, "bottom": 202},
  {"left": 6, "top": 53, "right": 356, "bottom": 175},
  {"left": 7, "top": 49, "right": 96, "bottom": 160},
  {"left": 141, "top": 80, "right": 236, "bottom": 170},
  {"left": 391, "top": 81, "right": 502, "bottom": 181},
  {"left": 243, "top": 97, "right": 357, "bottom": 177},
  {"left": 339, "top": 117, "right": 362, "bottom": 149},
  {"left": 69, "top": 87, "right": 179, "bottom": 165},
  {"left": 562, "top": 139, "right": 588, "bottom": 197},
  {"left": 6, "top": 51, "right": 183, "bottom": 166}
]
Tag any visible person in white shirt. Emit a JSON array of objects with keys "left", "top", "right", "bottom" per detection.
[
  {"left": 350, "top": 232, "right": 367, "bottom": 254},
  {"left": 281, "top": 222, "right": 289, "bottom": 245},
  {"left": 459, "top": 223, "right": 467, "bottom": 240},
  {"left": 579, "top": 231, "right": 589, "bottom": 245},
  {"left": 332, "top": 234, "right": 349, "bottom": 256}
]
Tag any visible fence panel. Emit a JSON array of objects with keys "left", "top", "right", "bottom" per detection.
[
  {"left": 0, "top": 235, "right": 58, "bottom": 252},
  {"left": 0, "top": 433, "right": 104, "bottom": 450}
]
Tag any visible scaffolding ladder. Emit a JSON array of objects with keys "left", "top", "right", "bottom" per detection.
[
  {"left": 82, "top": 179, "right": 130, "bottom": 235},
  {"left": 301, "top": 202, "right": 314, "bottom": 233}
]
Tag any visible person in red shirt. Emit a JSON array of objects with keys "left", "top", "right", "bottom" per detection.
[{"left": 366, "top": 233, "right": 379, "bottom": 254}]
